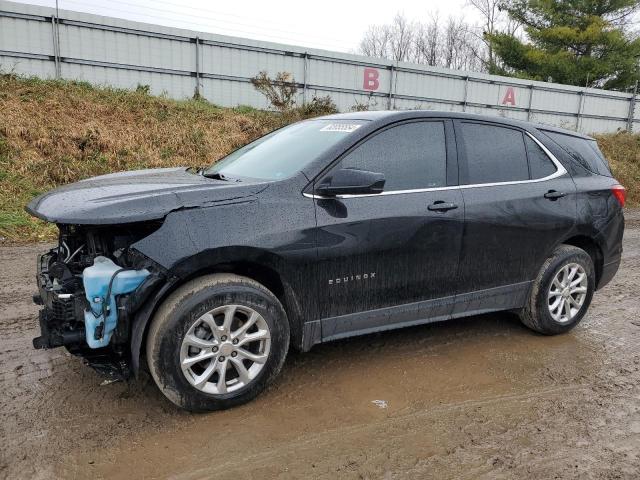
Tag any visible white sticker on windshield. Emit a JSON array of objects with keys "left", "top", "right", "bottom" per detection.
[{"left": 320, "top": 124, "right": 362, "bottom": 133}]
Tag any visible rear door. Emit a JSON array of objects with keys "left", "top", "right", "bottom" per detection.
[
  {"left": 310, "top": 119, "right": 465, "bottom": 339},
  {"left": 454, "top": 120, "right": 576, "bottom": 313}
]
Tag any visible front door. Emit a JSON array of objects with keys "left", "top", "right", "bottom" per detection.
[{"left": 310, "top": 119, "right": 465, "bottom": 340}]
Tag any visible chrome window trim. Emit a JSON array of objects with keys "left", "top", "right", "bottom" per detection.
[{"left": 303, "top": 132, "right": 567, "bottom": 200}]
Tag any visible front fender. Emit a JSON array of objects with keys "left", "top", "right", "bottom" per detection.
[
  {"left": 128, "top": 247, "right": 306, "bottom": 376},
  {"left": 129, "top": 275, "right": 181, "bottom": 376}
]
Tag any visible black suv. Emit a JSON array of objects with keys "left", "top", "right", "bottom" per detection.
[{"left": 27, "top": 111, "right": 625, "bottom": 411}]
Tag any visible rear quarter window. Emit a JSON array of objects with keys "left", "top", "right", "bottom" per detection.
[
  {"left": 525, "top": 136, "right": 557, "bottom": 179},
  {"left": 542, "top": 131, "right": 612, "bottom": 177}
]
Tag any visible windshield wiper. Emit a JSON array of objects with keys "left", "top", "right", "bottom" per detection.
[{"left": 203, "top": 172, "right": 231, "bottom": 181}]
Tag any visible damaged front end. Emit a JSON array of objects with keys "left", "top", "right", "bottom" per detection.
[{"left": 33, "top": 223, "right": 165, "bottom": 379}]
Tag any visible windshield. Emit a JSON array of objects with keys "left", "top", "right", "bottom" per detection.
[{"left": 205, "top": 119, "right": 367, "bottom": 181}]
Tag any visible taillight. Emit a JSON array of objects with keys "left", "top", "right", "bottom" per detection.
[{"left": 612, "top": 184, "right": 626, "bottom": 207}]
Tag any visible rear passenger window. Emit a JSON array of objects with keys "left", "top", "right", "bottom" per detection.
[
  {"left": 543, "top": 131, "right": 612, "bottom": 177},
  {"left": 460, "top": 123, "right": 529, "bottom": 184},
  {"left": 525, "top": 136, "right": 557, "bottom": 179},
  {"left": 339, "top": 121, "right": 447, "bottom": 190}
]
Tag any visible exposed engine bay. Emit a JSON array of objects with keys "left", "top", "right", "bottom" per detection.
[{"left": 33, "top": 222, "right": 165, "bottom": 379}]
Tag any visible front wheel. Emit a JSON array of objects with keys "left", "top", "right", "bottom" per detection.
[
  {"left": 519, "top": 245, "right": 595, "bottom": 335},
  {"left": 146, "top": 274, "right": 290, "bottom": 412}
]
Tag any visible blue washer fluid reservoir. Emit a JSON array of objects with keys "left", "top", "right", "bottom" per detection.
[{"left": 82, "top": 256, "right": 150, "bottom": 349}]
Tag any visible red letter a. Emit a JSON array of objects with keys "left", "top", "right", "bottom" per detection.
[{"left": 502, "top": 87, "right": 516, "bottom": 106}]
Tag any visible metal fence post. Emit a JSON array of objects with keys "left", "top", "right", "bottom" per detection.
[
  {"left": 462, "top": 76, "right": 469, "bottom": 111},
  {"left": 194, "top": 36, "right": 200, "bottom": 98},
  {"left": 54, "top": 0, "right": 61, "bottom": 78},
  {"left": 576, "top": 90, "right": 585, "bottom": 132},
  {"left": 388, "top": 64, "right": 394, "bottom": 110},
  {"left": 302, "top": 52, "right": 308, "bottom": 106},
  {"left": 627, "top": 81, "right": 637, "bottom": 133},
  {"left": 526, "top": 84, "right": 534, "bottom": 121},
  {"left": 50, "top": 16, "right": 60, "bottom": 78}
]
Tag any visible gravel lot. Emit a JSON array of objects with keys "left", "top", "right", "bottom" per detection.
[{"left": 1, "top": 211, "right": 639, "bottom": 479}]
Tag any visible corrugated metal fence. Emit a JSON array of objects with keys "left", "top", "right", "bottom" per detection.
[{"left": 1, "top": 0, "right": 638, "bottom": 134}]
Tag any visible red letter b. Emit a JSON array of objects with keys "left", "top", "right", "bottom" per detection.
[{"left": 363, "top": 68, "right": 380, "bottom": 91}]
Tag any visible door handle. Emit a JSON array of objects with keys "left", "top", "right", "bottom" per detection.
[
  {"left": 428, "top": 201, "right": 458, "bottom": 212},
  {"left": 544, "top": 190, "right": 566, "bottom": 200}
]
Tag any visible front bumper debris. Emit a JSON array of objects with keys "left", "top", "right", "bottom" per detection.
[
  {"left": 32, "top": 251, "right": 86, "bottom": 350},
  {"left": 32, "top": 247, "right": 165, "bottom": 381}
]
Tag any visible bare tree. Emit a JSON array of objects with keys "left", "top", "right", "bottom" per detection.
[
  {"left": 414, "top": 13, "right": 441, "bottom": 66},
  {"left": 442, "top": 16, "right": 461, "bottom": 68},
  {"left": 466, "top": 0, "right": 520, "bottom": 71},
  {"left": 359, "top": 24, "right": 392, "bottom": 59},
  {"left": 388, "top": 14, "right": 415, "bottom": 62},
  {"left": 466, "top": 0, "right": 500, "bottom": 69},
  {"left": 441, "top": 16, "right": 484, "bottom": 71},
  {"left": 359, "top": 14, "right": 416, "bottom": 62},
  {"left": 358, "top": 10, "right": 485, "bottom": 72}
]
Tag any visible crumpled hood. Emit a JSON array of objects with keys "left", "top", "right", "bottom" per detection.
[{"left": 26, "top": 167, "right": 269, "bottom": 224}]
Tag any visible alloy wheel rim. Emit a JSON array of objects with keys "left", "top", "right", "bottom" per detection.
[
  {"left": 180, "top": 304, "right": 271, "bottom": 394},
  {"left": 547, "top": 263, "right": 588, "bottom": 324}
]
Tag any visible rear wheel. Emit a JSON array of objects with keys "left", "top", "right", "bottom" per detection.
[
  {"left": 146, "top": 274, "right": 289, "bottom": 411},
  {"left": 519, "top": 245, "right": 595, "bottom": 335}
]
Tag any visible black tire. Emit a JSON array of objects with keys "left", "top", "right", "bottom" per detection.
[
  {"left": 519, "top": 245, "right": 595, "bottom": 335},
  {"left": 146, "top": 273, "right": 289, "bottom": 412}
]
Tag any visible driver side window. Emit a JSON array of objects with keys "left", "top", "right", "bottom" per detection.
[{"left": 337, "top": 121, "right": 447, "bottom": 191}]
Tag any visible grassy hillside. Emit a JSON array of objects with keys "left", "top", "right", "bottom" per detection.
[
  {"left": 592, "top": 132, "right": 640, "bottom": 205},
  {"left": 0, "top": 75, "right": 303, "bottom": 241},
  {"left": 0, "top": 75, "right": 638, "bottom": 242}
]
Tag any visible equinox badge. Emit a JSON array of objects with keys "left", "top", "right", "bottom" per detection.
[{"left": 329, "top": 273, "right": 376, "bottom": 285}]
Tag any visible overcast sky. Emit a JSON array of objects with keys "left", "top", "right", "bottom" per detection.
[{"left": 14, "top": 0, "right": 483, "bottom": 53}]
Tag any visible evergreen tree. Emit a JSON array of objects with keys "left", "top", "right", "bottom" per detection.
[{"left": 487, "top": 0, "right": 640, "bottom": 89}]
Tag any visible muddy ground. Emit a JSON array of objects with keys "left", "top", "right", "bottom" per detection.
[{"left": 1, "top": 213, "right": 639, "bottom": 480}]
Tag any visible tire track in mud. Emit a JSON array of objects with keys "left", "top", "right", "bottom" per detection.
[{"left": 168, "top": 386, "right": 640, "bottom": 480}]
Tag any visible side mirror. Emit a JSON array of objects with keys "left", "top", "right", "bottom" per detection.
[{"left": 316, "top": 168, "right": 385, "bottom": 197}]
